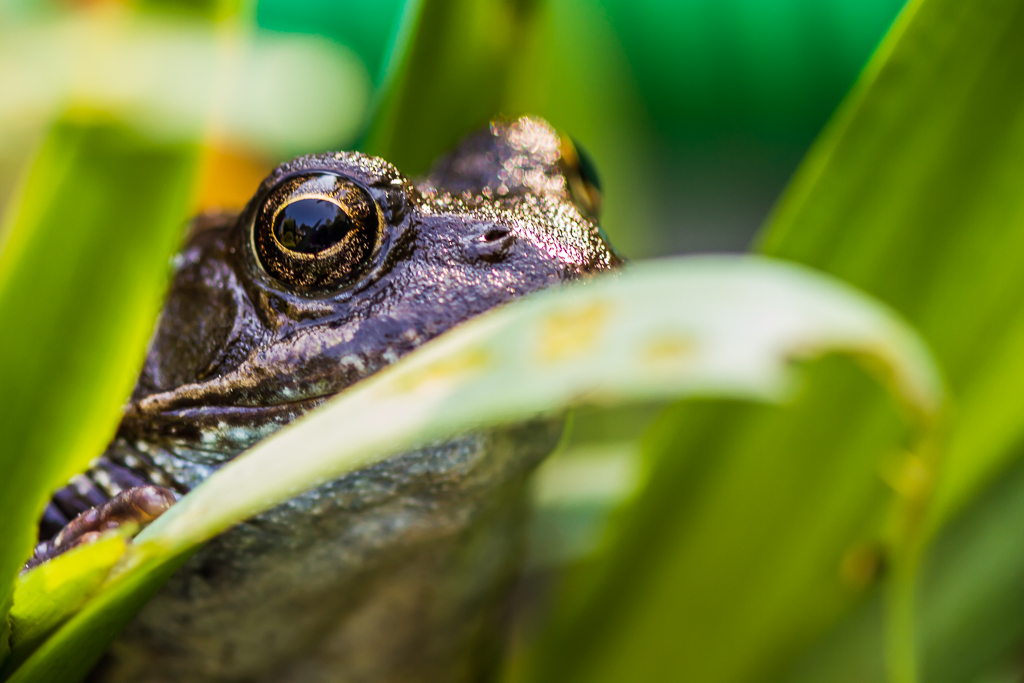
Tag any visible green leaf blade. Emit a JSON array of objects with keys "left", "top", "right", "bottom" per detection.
[
  {"left": 0, "top": 119, "right": 200, "bottom": 663},
  {"left": 363, "top": 0, "right": 538, "bottom": 174},
  {"left": 141, "top": 255, "right": 940, "bottom": 553},
  {"left": 759, "top": 0, "right": 1024, "bottom": 529},
  {"left": 0, "top": 14, "right": 372, "bottom": 159},
  {"left": 8, "top": 255, "right": 942, "bottom": 682},
  {"left": 734, "top": 0, "right": 1024, "bottom": 678}
]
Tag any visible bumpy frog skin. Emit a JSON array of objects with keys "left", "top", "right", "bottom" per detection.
[{"left": 37, "top": 116, "right": 618, "bottom": 683}]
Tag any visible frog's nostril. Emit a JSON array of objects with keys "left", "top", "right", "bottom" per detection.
[
  {"left": 480, "top": 226, "right": 511, "bottom": 242},
  {"left": 465, "top": 223, "right": 516, "bottom": 262}
]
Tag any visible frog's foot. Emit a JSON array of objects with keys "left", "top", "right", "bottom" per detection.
[{"left": 25, "top": 486, "right": 176, "bottom": 572}]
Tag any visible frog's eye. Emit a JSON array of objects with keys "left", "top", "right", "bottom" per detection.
[
  {"left": 559, "top": 135, "right": 603, "bottom": 219},
  {"left": 252, "top": 173, "right": 384, "bottom": 293}
]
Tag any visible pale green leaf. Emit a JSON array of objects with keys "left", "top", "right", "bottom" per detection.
[
  {"left": 6, "top": 255, "right": 942, "bottom": 683},
  {"left": 0, "top": 10, "right": 371, "bottom": 157},
  {"left": 140, "top": 256, "right": 939, "bottom": 551}
]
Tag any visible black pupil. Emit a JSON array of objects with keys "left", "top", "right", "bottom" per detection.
[{"left": 274, "top": 198, "right": 357, "bottom": 253}]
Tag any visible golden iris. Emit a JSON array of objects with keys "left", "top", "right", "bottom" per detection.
[{"left": 253, "top": 173, "right": 383, "bottom": 293}]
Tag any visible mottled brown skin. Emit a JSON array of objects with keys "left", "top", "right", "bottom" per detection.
[{"left": 38, "top": 116, "right": 618, "bottom": 683}]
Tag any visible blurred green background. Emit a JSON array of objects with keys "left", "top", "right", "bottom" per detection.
[
  {"left": 0, "top": 0, "right": 908, "bottom": 257},
  {"left": 257, "top": 0, "right": 907, "bottom": 255}
]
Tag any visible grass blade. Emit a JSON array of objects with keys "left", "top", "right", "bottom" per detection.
[
  {"left": 0, "top": 119, "right": 199, "bottom": 669},
  {"left": 363, "top": 0, "right": 538, "bottom": 174},
  {"left": 746, "top": 0, "right": 1024, "bottom": 678},
  {"left": 759, "top": 0, "right": 1024, "bottom": 533}
]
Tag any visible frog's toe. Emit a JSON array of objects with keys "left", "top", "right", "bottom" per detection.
[{"left": 25, "top": 485, "right": 176, "bottom": 571}]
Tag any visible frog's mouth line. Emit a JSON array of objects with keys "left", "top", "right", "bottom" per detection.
[
  {"left": 118, "top": 392, "right": 336, "bottom": 455},
  {"left": 128, "top": 361, "right": 349, "bottom": 416}
]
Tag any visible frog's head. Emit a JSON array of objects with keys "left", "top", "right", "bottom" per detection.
[{"left": 115, "top": 116, "right": 619, "bottom": 478}]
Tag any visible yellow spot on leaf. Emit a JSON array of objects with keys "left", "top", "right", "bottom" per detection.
[
  {"left": 393, "top": 348, "right": 491, "bottom": 393},
  {"left": 540, "top": 302, "right": 609, "bottom": 362},
  {"left": 643, "top": 335, "right": 695, "bottom": 365}
]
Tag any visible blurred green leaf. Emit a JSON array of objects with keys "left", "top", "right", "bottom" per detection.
[
  {"left": 0, "top": 10, "right": 370, "bottom": 158},
  {"left": 778, "top": 443, "right": 1024, "bottom": 683},
  {"left": 513, "top": 362, "right": 931, "bottom": 683},
  {"left": 760, "top": 0, "right": 1024, "bottom": 533},
  {"left": 507, "top": 0, "right": 1024, "bottom": 679},
  {"left": 363, "top": 0, "right": 538, "bottom": 174},
  {"left": 4, "top": 256, "right": 941, "bottom": 682},
  {"left": 747, "top": 0, "right": 1024, "bottom": 678},
  {"left": 3, "top": 551, "right": 191, "bottom": 683},
  {"left": 0, "top": 119, "right": 199, "bottom": 673},
  {"left": 255, "top": 0, "right": 405, "bottom": 85},
  {"left": 913, "top": 453, "right": 1024, "bottom": 683}
]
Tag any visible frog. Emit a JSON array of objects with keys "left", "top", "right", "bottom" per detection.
[{"left": 31, "top": 115, "right": 619, "bottom": 683}]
